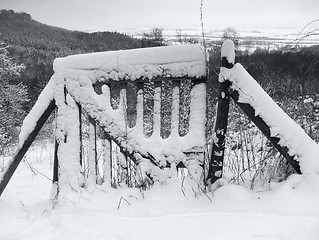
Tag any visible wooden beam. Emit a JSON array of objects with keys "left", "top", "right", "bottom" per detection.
[
  {"left": 207, "top": 55, "right": 233, "bottom": 184},
  {"left": 229, "top": 90, "right": 301, "bottom": 174},
  {"left": 93, "top": 76, "right": 206, "bottom": 86},
  {"left": 103, "top": 133, "right": 112, "bottom": 185},
  {"left": 53, "top": 139, "right": 59, "bottom": 183},
  {"left": 89, "top": 116, "right": 98, "bottom": 180},
  {"left": 0, "top": 100, "right": 56, "bottom": 196},
  {"left": 206, "top": 79, "right": 231, "bottom": 184}
]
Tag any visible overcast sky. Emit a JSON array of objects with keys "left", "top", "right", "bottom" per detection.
[{"left": 1, "top": 0, "right": 319, "bottom": 32}]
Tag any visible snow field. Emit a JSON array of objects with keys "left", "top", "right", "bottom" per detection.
[{"left": 1, "top": 153, "right": 319, "bottom": 240}]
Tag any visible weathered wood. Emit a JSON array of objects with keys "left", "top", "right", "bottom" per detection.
[
  {"left": 93, "top": 77, "right": 206, "bottom": 85},
  {"left": 161, "top": 80, "right": 173, "bottom": 139},
  {"left": 126, "top": 82, "right": 138, "bottom": 128},
  {"left": 53, "top": 139, "right": 59, "bottom": 183},
  {"left": 207, "top": 81, "right": 231, "bottom": 184},
  {"left": 0, "top": 100, "right": 56, "bottom": 196},
  {"left": 103, "top": 133, "right": 112, "bottom": 185},
  {"left": 230, "top": 90, "right": 301, "bottom": 174},
  {"left": 207, "top": 56, "right": 233, "bottom": 184},
  {"left": 78, "top": 104, "right": 83, "bottom": 167},
  {"left": 110, "top": 82, "right": 121, "bottom": 110},
  {"left": 89, "top": 116, "right": 98, "bottom": 179},
  {"left": 75, "top": 103, "right": 159, "bottom": 169},
  {"left": 143, "top": 81, "right": 155, "bottom": 137},
  {"left": 179, "top": 79, "right": 192, "bottom": 137}
]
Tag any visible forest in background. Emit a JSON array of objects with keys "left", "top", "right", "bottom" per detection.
[{"left": 0, "top": 10, "right": 143, "bottom": 107}]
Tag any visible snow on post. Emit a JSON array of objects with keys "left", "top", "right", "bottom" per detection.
[
  {"left": 53, "top": 75, "right": 84, "bottom": 204},
  {"left": 51, "top": 44, "right": 207, "bottom": 187},
  {"left": 207, "top": 40, "right": 234, "bottom": 185},
  {"left": 221, "top": 39, "right": 235, "bottom": 66}
]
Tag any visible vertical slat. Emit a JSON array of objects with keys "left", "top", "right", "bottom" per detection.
[
  {"left": 78, "top": 103, "right": 83, "bottom": 167},
  {"left": 53, "top": 139, "right": 59, "bottom": 183},
  {"left": 126, "top": 82, "right": 137, "bottom": 128},
  {"left": 179, "top": 79, "right": 192, "bottom": 137},
  {"left": 161, "top": 80, "right": 173, "bottom": 139},
  {"left": 110, "top": 82, "right": 121, "bottom": 110},
  {"left": 53, "top": 107, "right": 59, "bottom": 184},
  {"left": 207, "top": 43, "right": 234, "bottom": 184},
  {"left": 88, "top": 116, "right": 97, "bottom": 181},
  {"left": 143, "top": 81, "right": 155, "bottom": 137},
  {"left": 103, "top": 133, "right": 112, "bottom": 185},
  {"left": 207, "top": 78, "right": 231, "bottom": 184}
]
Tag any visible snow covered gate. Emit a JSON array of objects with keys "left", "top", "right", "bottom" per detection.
[
  {"left": 1, "top": 41, "right": 318, "bottom": 200},
  {"left": 0, "top": 45, "right": 209, "bottom": 199}
]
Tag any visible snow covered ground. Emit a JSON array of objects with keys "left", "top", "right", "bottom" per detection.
[{"left": 1, "top": 145, "right": 319, "bottom": 240}]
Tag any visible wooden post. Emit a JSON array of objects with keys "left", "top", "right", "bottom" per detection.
[
  {"left": 0, "top": 100, "right": 56, "bottom": 196},
  {"left": 88, "top": 116, "right": 98, "bottom": 182},
  {"left": 78, "top": 103, "right": 83, "bottom": 167},
  {"left": 207, "top": 40, "right": 234, "bottom": 184},
  {"left": 53, "top": 139, "right": 59, "bottom": 183},
  {"left": 103, "top": 133, "right": 112, "bottom": 185}
]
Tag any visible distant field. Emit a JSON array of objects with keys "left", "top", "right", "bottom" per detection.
[{"left": 120, "top": 28, "right": 319, "bottom": 51}]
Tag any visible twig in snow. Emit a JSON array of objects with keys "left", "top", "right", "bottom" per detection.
[
  {"left": 24, "top": 160, "right": 52, "bottom": 182},
  {"left": 117, "top": 196, "right": 131, "bottom": 209},
  {"left": 128, "top": 195, "right": 138, "bottom": 200},
  {"left": 187, "top": 170, "right": 213, "bottom": 203}
]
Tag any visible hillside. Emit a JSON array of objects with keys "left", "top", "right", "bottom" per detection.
[{"left": 0, "top": 9, "right": 142, "bottom": 106}]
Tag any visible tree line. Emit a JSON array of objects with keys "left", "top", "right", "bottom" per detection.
[{"left": 0, "top": 10, "right": 144, "bottom": 107}]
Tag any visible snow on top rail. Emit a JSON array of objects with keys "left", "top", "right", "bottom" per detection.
[{"left": 53, "top": 45, "right": 207, "bottom": 81}]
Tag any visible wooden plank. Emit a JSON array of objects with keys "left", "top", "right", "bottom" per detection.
[
  {"left": 110, "top": 82, "right": 121, "bottom": 110},
  {"left": 103, "top": 133, "right": 112, "bottom": 185},
  {"left": 78, "top": 103, "right": 83, "bottom": 167},
  {"left": 207, "top": 56, "right": 233, "bottom": 184},
  {"left": 179, "top": 79, "right": 192, "bottom": 137},
  {"left": 161, "top": 80, "right": 172, "bottom": 139},
  {"left": 229, "top": 90, "right": 301, "bottom": 174},
  {"left": 126, "top": 82, "right": 138, "bottom": 128},
  {"left": 89, "top": 116, "right": 98, "bottom": 179},
  {"left": 92, "top": 77, "right": 206, "bottom": 85},
  {"left": 53, "top": 139, "right": 59, "bottom": 183},
  {"left": 143, "top": 81, "right": 155, "bottom": 137},
  {"left": 76, "top": 104, "right": 159, "bottom": 169},
  {"left": 0, "top": 100, "right": 56, "bottom": 196},
  {"left": 207, "top": 80, "right": 231, "bottom": 184}
]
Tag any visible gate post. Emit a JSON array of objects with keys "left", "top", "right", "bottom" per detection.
[{"left": 207, "top": 39, "right": 235, "bottom": 185}]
